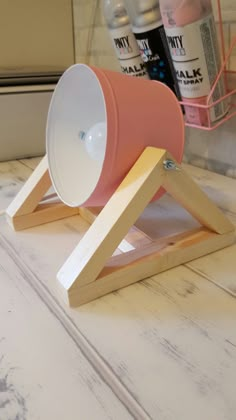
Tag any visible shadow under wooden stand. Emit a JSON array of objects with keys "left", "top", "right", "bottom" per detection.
[{"left": 5, "top": 147, "right": 235, "bottom": 307}]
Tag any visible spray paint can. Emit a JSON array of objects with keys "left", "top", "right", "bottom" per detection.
[
  {"left": 124, "top": 0, "right": 181, "bottom": 99},
  {"left": 103, "top": 0, "right": 149, "bottom": 78},
  {"left": 159, "top": 0, "right": 228, "bottom": 126}
]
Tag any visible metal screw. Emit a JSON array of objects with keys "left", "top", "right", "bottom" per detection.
[
  {"left": 78, "top": 130, "right": 86, "bottom": 141},
  {"left": 163, "top": 159, "right": 181, "bottom": 171}
]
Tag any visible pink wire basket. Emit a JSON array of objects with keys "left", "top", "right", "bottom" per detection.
[{"left": 180, "top": 0, "right": 236, "bottom": 131}]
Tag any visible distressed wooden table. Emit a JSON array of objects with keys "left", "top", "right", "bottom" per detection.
[{"left": 0, "top": 157, "right": 236, "bottom": 420}]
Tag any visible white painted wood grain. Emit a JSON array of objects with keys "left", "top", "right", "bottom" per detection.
[
  {"left": 0, "top": 238, "right": 132, "bottom": 420},
  {"left": 183, "top": 164, "right": 236, "bottom": 218},
  {"left": 1, "top": 159, "right": 236, "bottom": 419},
  {"left": 20, "top": 157, "right": 43, "bottom": 170},
  {"left": 72, "top": 267, "right": 236, "bottom": 420},
  {"left": 182, "top": 164, "right": 236, "bottom": 295},
  {"left": 0, "top": 160, "right": 33, "bottom": 210},
  {"left": 186, "top": 244, "right": 236, "bottom": 297}
]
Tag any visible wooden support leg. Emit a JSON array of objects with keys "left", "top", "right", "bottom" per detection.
[
  {"left": 57, "top": 147, "right": 235, "bottom": 307},
  {"left": 67, "top": 228, "right": 235, "bottom": 307},
  {"left": 6, "top": 156, "right": 79, "bottom": 230},
  {"left": 57, "top": 148, "right": 167, "bottom": 294},
  {"left": 4, "top": 148, "right": 235, "bottom": 307},
  {"left": 164, "top": 153, "right": 234, "bottom": 234}
]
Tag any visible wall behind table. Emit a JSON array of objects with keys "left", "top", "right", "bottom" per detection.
[{"left": 72, "top": 0, "right": 236, "bottom": 178}]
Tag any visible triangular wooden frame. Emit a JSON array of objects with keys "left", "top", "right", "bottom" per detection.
[{"left": 6, "top": 147, "right": 235, "bottom": 307}]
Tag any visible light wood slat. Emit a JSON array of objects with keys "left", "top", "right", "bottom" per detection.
[
  {"left": 0, "top": 239, "right": 133, "bottom": 420},
  {"left": 4, "top": 157, "right": 77, "bottom": 230},
  {"left": 67, "top": 228, "right": 234, "bottom": 307},
  {"left": 57, "top": 148, "right": 167, "bottom": 293},
  {"left": 6, "top": 155, "right": 50, "bottom": 217},
  {"left": 134, "top": 192, "right": 236, "bottom": 298},
  {"left": 135, "top": 166, "right": 236, "bottom": 296},
  {"left": 6, "top": 201, "right": 80, "bottom": 231},
  {"left": 19, "top": 157, "right": 56, "bottom": 200}
]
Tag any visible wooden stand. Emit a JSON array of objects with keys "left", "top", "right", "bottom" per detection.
[{"left": 6, "top": 147, "right": 235, "bottom": 307}]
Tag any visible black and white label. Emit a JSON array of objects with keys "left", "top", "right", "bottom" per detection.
[
  {"left": 165, "top": 14, "right": 223, "bottom": 98},
  {"left": 134, "top": 25, "right": 182, "bottom": 100},
  {"left": 110, "top": 25, "right": 149, "bottom": 78},
  {"left": 165, "top": 13, "right": 228, "bottom": 121}
]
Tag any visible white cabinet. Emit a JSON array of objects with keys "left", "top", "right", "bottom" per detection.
[
  {"left": 0, "top": 85, "right": 55, "bottom": 161},
  {"left": 0, "top": 0, "right": 75, "bottom": 80},
  {"left": 0, "top": 1, "right": 74, "bottom": 160}
]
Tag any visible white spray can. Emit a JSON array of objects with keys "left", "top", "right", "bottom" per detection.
[
  {"left": 125, "top": 0, "right": 182, "bottom": 99},
  {"left": 103, "top": 0, "right": 149, "bottom": 78},
  {"left": 159, "top": 0, "right": 228, "bottom": 126}
]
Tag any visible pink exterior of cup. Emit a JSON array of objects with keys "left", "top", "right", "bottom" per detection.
[{"left": 83, "top": 66, "right": 185, "bottom": 207}]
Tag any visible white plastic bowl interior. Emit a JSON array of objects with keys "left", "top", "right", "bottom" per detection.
[{"left": 46, "top": 64, "right": 107, "bottom": 207}]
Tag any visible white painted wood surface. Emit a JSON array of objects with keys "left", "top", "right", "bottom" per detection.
[
  {"left": 0, "top": 240, "right": 133, "bottom": 420},
  {"left": 0, "top": 158, "right": 236, "bottom": 420}
]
